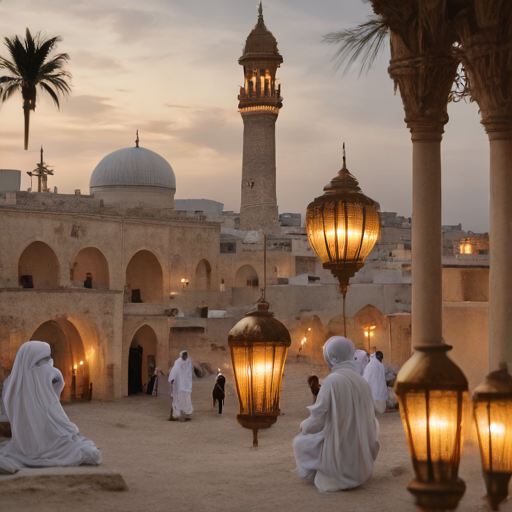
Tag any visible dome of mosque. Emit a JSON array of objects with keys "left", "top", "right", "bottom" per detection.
[
  {"left": 90, "top": 146, "right": 176, "bottom": 192},
  {"left": 89, "top": 138, "right": 176, "bottom": 209}
]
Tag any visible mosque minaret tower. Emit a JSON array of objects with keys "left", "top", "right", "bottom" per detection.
[{"left": 238, "top": 3, "right": 283, "bottom": 233}]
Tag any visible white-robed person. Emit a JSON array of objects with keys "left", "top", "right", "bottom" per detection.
[
  {"left": 353, "top": 349, "right": 370, "bottom": 376},
  {"left": 0, "top": 341, "right": 102, "bottom": 474},
  {"left": 168, "top": 350, "right": 194, "bottom": 421},
  {"left": 363, "top": 350, "right": 388, "bottom": 414},
  {"left": 293, "top": 336, "right": 380, "bottom": 492}
]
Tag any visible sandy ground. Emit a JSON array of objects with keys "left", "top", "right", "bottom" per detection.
[{"left": 0, "top": 360, "right": 507, "bottom": 512}]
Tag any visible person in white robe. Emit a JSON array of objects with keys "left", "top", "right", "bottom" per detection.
[
  {"left": 353, "top": 349, "right": 370, "bottom": 376},
  {"left": 0, "top": 341, "right": 101, "bottom": 474},
  {"left": 168, "top": 350, "right": 193, "bottom": 421},
  {"left": 293, "top": 336, "right": 380, "bottom": 492},
  {"left": 363, "top": 351, "right": 388, "bottom": 414}
]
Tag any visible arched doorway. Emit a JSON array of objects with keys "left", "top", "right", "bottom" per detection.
[
  {"left": 70, "top": 247, "right": 110, "bottom": 289},
  {"left": 195, "top": 259, "right": 212, "bottom": 290},
  {"left": 126, "top": 250, "right": 164, "bottom": 302},
  {"left": 18, "top": 241, "right": 60, "bottom": 288},
  {"left": 170, "top": 254, "right": 187, "bottom": 292},
  {"left": 31, "top": 319, "right": 86, "bottom": 400},
  {"left": 234, "top": 264, "right": 259, "bottom": 287},
  {"left": 128, "top": 325, "right": 158, "bottom": 395}
]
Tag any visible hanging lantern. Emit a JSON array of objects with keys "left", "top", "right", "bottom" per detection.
[
  {"left": 306, "top": 145, "right": 380, "bottom": 334},
  {"left": 395, "top": 344, "right": 469, "bottom": 511},
  {"left": 472, "top": 363, "right": 512, "bottom": 511},
  {"left": 228, "top": 301, "right": 291, "bottom": 447}
]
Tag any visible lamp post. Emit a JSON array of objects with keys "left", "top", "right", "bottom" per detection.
[
  {"left": 228, "top": 301, "right": 291, "bottom": 447},
  {"left": 306, "top": 145, "right": 380, "bottom": 336},
  {"left": 472, "top": 364, "right": 512, "bottom": 511},
  {"left": 395, "top": 344, "right": 468, "bottom": 511}
]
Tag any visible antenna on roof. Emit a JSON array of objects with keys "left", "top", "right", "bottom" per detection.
[{"left": 135, "top": 130, "right": 140, "bottom": 148}]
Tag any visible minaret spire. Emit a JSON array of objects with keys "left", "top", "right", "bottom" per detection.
[
  {"left": 258, "top": 2, "right": 263, "bottom": 18},
  {"left": 40, "top": 145, "right": 44, "bottom": 166},
  {"left": 343, "top": 142, "right": 346, "bottom": 169},
  {"left": 135, "top": 130, "right": 140, "bottom": 148}
]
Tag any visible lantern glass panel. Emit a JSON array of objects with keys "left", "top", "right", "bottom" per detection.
[
  {"left": 306, "top": 200, "right": 380, "bottom": 265},
  {"left": 474, "top": 399, "right": 512, "bottom": 472},
  {"left": 399, "top": 390, "right": 468, "bottom": 482},
  {"left": 231, "top": 342, "right": 288, "bottom": 415}
]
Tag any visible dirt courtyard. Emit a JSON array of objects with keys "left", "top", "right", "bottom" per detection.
[{"left": 0, "top": 360, "right": 503, "bottom": 512}]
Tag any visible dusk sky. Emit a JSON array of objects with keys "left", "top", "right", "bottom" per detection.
[{"left": 0, "top": 0, "right": 490, "bottom": 232}]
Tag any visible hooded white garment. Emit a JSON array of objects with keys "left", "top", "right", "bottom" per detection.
[
  {"left": 168, "top": 351, "right": 193, "bottom": 416},
  {"left": 293, "top": 337, "right": 380, "bottom": 492},
  {"left": 363, "top": 357, "right": 388, "bottom": 414},
  {"left": 353, "top": 350, "right": 370, "bottom": 376},
  {"left": 0, "top": 341, "right": 101, "bottom": 474}
]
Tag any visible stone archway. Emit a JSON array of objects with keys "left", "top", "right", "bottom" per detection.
[
  {"left": 128, "top": 325, "right": 158, "bottom": 395},
  {"left": 126, "top": 250, "right": 164, "bottom": 302},
  {"left": 31, "top": 319, "right": 87, "bottom": 400},
  {"left": 234, "top": 264, "right": 259, "bottom": 287},
  {"left": 18, "top": 241, "right": 60, "bottom": 288},
  {"left": 70, "top": 247, "right": 110, "bottom": 289},
  {"left": 195, "top": 259, "right": 212, "bottom": 290}
]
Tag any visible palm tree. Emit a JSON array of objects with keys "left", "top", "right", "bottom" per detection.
[{"left": 0, "top": 28, "right": 72, "bottom": 150}]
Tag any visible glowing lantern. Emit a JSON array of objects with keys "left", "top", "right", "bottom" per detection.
[
  {"left": 228, "top": 301, "right": 291, "bottom": 447},
  {"left": 306, "top": 145, "right": 380, "bottom": 335},
  {"left": 472, "top": 364, "right": 512, "bottom": 510},
  {"left": 395, "top": 344, "right": 468, "bottom": 511}
]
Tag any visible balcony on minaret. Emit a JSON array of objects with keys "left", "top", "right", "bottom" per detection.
[{"left": 238, "top": 72, "right": 282, "bottom": 110}]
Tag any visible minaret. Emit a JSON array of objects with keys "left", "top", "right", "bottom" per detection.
[{"left": 238, "top": 3, "right": 283, "bottom": 233}]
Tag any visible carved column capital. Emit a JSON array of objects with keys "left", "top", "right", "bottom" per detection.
[
  {"left": 455, "top": 8, "right": 512, "bottom": 135},
  {"left": 388, "top": 32, "right": 458, "bottom": 136}
]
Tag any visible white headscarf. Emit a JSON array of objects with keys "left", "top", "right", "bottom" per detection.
[
  {"left": 0, "top": 341, "right": 101, "bottom": 473},
  {"left": 353, "top": 349, "right": 370, "bottom": 376},
  {"left": 323, "top": 336, "right": 359, "bottom": 373},
  {"left": 168, "top": 350, "right": 193, "bottom": 393}
]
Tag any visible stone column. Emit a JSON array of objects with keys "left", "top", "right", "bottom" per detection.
[
  {"left": 388, "top": 32, "right": 458, "bottom": 346},
  {"left": 456, "top": 4, "right": 512, "bottom": 369},
  {"left": 488, "top": 130, "right": 512, "bottom": 367}
]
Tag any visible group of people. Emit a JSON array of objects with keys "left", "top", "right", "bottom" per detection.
[
  {"left": 0, "top": 336, "right": 391, "bottom": 495},
  {"left": 167, "top": 350, "right": 226, "bottom": 421}
]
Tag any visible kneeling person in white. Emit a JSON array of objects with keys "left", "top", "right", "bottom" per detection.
[
  {"left": 0, "top": 341, "right": 101, "bottom": 474},
  {"left": 168, "top": 350, "right": 193, "bottom": 421},
  {"left": 293, "top": 336, "right": 380, "bottom": 492}
]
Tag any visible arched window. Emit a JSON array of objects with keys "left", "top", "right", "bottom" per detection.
[
  {"left": 195, "top": 259, "right": 212, "bottom": 290},
  {"left": 70, "top": 247, "right": 110, "bottom": 289},
  {"left": 126, "top": 250, "right": 164, "bottom": 303},
  {"left": 234, "top": 264, "right": 259, "bottom": 287},
  {"left": 18, "top": 241, "right": 60, "bottom": 288}
]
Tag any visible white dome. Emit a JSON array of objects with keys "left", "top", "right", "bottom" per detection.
[{"left": 89, "top": 146, "right": 176, "bottom": 209}]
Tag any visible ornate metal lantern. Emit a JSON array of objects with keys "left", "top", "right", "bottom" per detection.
[
  {"left": 472, "top": 364, "right": 512, "bottom": 511},
  {"left": 228, "top": 301, "right": 291, "bottom": 447},
  {"left": 395, "top": 344, "right": 469, "bottom": 511},
  {"left": 306, "top": 145, "right": 380, "bottom": 334}
]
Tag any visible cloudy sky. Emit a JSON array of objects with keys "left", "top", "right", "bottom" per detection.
[{"left": 0, "top": 0, "right": 490, "bottom": 231}]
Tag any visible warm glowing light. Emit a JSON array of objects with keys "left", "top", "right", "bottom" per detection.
[
  {"left": 181, "top": 278, "right": 186, "bottom": 283},
  {"left": 79, "top": 361, "right": 83, "bottom": 365},
  {"left": 307, "top": 327, "right": 311, "bottom": 331},
  {"left": 300, "top": 337, "right": 307, "bottom": 346},
  {"left": 73, "top": 364, "right": 77, "bottom": 370}
]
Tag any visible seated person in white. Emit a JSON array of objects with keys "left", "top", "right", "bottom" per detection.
[
  {"left": 0, "top": 341, "right": 102, "bottom": 474},
  {"left": 293, "top": 336, "right": 380, "bottom": 492}
]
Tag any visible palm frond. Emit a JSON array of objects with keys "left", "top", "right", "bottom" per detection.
[
  {"left": 39, "top": 81, "right": 60, "bottom": 107},
  {"left": 1, "top": 82, "right": 20, "bottom": 102},
  {"left": 324, "top": 16, "right": 390, "bottom": 76}
]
